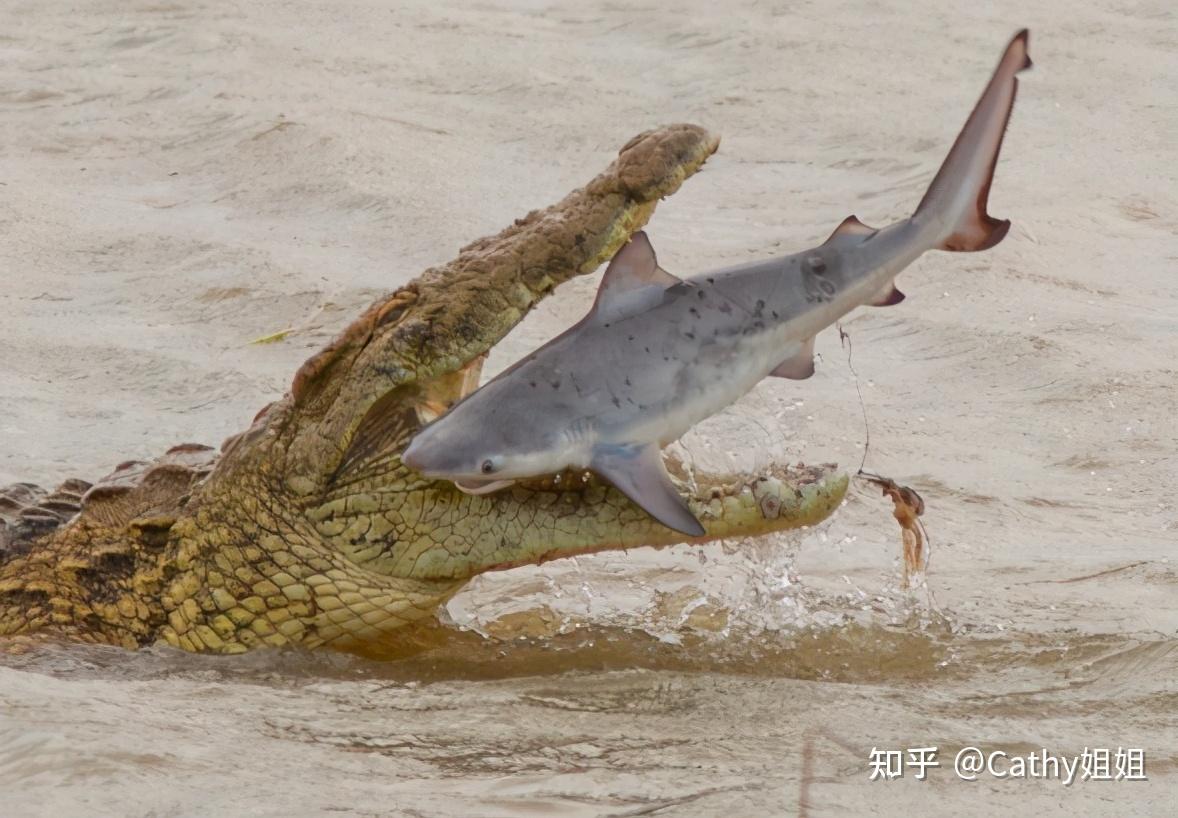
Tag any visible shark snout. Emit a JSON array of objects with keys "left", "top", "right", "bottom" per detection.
[
  {"left": 400, "top": 426, "right": 469, "bottom": 478},
  {"left": 400, "top": 433, "right": 431, "bottom": 473}
]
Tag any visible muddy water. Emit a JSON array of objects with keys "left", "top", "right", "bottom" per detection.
[
  {"left": 2, "top": 0, "right": 1177, "bottom": 815},
  {"left": 3, "top": 621, "right": 1176, "bottom": 816}
]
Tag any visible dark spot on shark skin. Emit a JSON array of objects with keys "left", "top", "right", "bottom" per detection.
[
  {"left": 697, "top": 290, "right": 706, "bottom": 300},
  {"left": 718, "top": 302, "right": 732, "bottom": 315},
  {"left": 628, "top": 335, "right": 635, "bottom": 341},
  {"left": 689, "top": 307, "right": 700, "bottom": 318},
  {"left": 611, "top": 396, "right": 621, "bottom": 408},
  {"left": 550, "top": 377, "right": 562, "bottom": 390},
  {"left": 645, "top": 346, "right": 651, "bottom": 354},
  {"left": 707, "top": 277, "right": 715, "bottom": 284},
  {"left": 529, "top": 381, "right": 537, "bottom": 388},
  {"left": 771, "top": 310, "right": 779, "bottom": 319},
  {"left": 754, "top": 299, "right": 765, "bottom": 317},
  {"left": 684, "top": 331, "right": 695, "bottom": 340},
  {"left": 624, "top": 377, "right": 631, "bottom": 386},
  {"left": 803, "top": 254, "right": 836, "bottom": 303}
]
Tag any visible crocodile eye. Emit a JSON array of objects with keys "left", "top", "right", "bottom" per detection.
[{"left": 481, "top": 459, "right": 497, "bottom": 475}]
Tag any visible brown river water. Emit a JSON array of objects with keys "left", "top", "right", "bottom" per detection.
[{"left": 1, "top": 0, "right": 1175, "bottom": 815}]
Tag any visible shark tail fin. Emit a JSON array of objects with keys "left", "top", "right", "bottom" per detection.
[{"left": 914, "top": 30, "right": 1031, "bottom": 252}]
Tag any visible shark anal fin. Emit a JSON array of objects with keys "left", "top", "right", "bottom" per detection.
[
  {"left": 593, "top": 231, "right": 684, "bottom": 324},
  {"left": 591, "top": 444, "right": 705, "bottom": 537},
  {"left": 870, "top": 283, "right": 907, "bottom": 307},
  {"left": 825, "top": 215, "right": 876, "bottom": 242},
  {"left": 770, "top": 336, "right": 816, "bottom": 380}
]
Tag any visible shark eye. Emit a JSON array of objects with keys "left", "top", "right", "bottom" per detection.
[{"left": 480, "top": 459, "right": 497, "bottom": 475}]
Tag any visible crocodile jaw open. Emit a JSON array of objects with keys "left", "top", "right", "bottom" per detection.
[{"left": 1, "top": 125, "right": 847, "bottom": 655}]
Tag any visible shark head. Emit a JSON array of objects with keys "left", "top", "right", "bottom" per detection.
[{"left": 401, "top": 398, "right": 573, "bottom": 494}]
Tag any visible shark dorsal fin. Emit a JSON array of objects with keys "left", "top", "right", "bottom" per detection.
[
  {"left": 592, "top": 232, "right": 683, "bottom": 323},
  {"left": 599, "top": 232, "right": 679, "bottom": 292},
  {"left": 825, "top": 215, "right": 876, "bottom": 242}
]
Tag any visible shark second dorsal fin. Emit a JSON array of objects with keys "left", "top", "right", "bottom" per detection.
[
  {"left": 825, "top": 215, "right": 876, "bottom": 242},
  {"left": 592, "top": 232, "right": 684, "bottom": 324},
  {"left": 591, "top": 443, "right": 705, "bottom": 537},
  {"left": 822, "top": 216, "right": 902, "bottom": 307}
]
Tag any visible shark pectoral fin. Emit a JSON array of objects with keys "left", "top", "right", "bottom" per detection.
[
  {"left": 769, "top": 336, "right": 816, "bottom": 380},
  {"left": 591, "top": 444, "right": 705, "bottom": 537},
  {"left": 592, "top": 231, "right": 684, "bottom": 323},
  {"left": 869, "top": 282, "right": 907, "bottom": 307}
]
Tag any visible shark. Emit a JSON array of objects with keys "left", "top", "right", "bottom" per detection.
[{"left": 402, "top": 30, "right": 1032, "bottom": 536}]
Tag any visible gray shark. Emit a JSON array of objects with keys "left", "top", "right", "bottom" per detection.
[{"left": 402, "top": 30, "right": 1032, "bottom": 536}]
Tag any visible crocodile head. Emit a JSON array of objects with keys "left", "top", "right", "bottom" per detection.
[{"left": 1, "top": 125, "right": 846, "bottom": 655}]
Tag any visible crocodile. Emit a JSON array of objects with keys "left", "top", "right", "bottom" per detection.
[{"left": 0, "top": 125, "right": 847, "bottom": 655}]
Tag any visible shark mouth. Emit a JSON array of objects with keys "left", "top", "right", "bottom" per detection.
[{"left": 453, "top": 478, "right": 517, "bottom": 496}]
